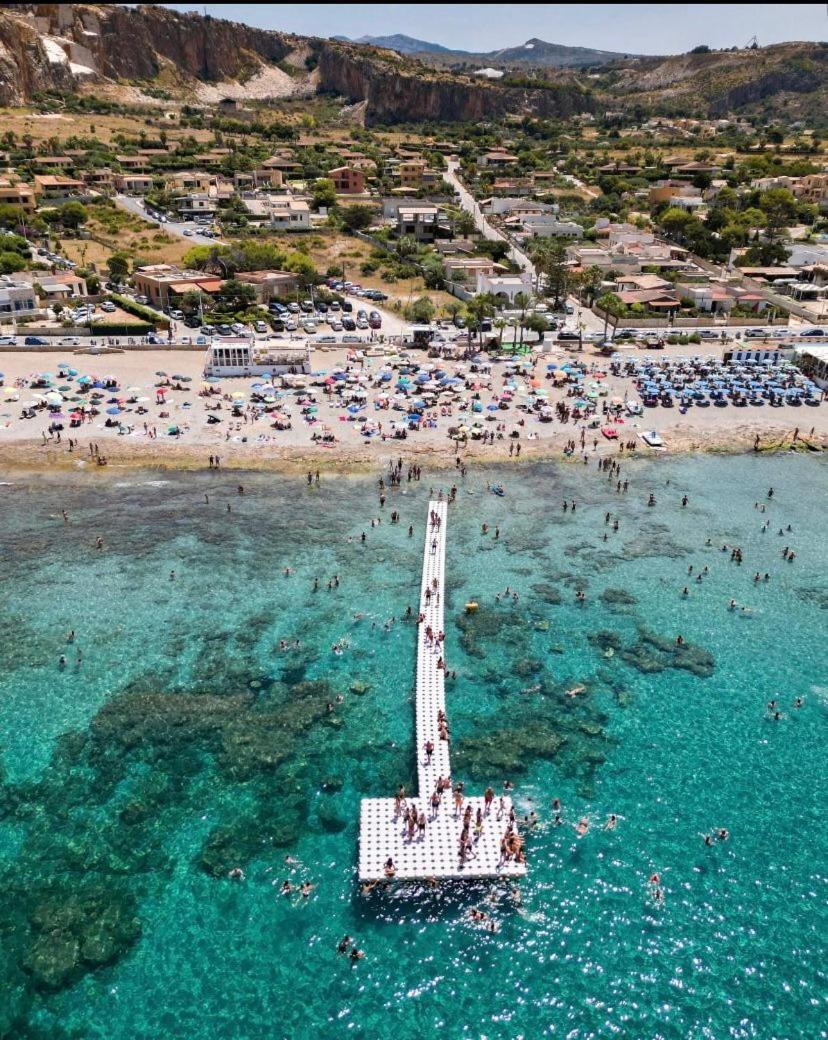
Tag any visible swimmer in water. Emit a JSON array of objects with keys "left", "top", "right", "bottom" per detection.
[
  {"left": 575, "top": 817, "right": 590, "bottom": 837},
  {"left": 280, "top": 880, "right": 292, "bottom": 896},
  {"left": 604, "top": 814, "right": 618, "bottom": 831},
  {"left": 337, "top": 935, "right": 351, "bottom": 954},
  {"left": 566, "top": 684, "right": 586, "bottom": 698}
]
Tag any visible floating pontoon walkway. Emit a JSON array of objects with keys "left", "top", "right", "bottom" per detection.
[{"left": 358, "top": 500, "right": 527, "bottom": 882}]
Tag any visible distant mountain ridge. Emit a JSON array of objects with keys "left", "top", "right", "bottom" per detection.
[{"left": 336, "top": 33, "right": 634, "bottom": 68}]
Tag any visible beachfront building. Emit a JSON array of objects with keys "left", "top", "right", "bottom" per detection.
[
  {"left": 475, "top": 270, "right": 533, "bottom": 305},
  {"left": 0, "top": 276, "right": 38, "bottom": 317},
  {"left": 794, "top": 345, "right": 828, "bottom": 389},
  {"left": 133, "top": 265, "right": 223, "bottom": 309},
  {"left": 203, "top": 337, "right": 311, "bottom": 377}
]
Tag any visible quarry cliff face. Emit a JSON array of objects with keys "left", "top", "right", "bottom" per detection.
[
  {"left": 314, "top": 42, "right": 595, "bottom": 125},
  {"left": 0, "top": 3, "right": 299, "bottom": 101}
]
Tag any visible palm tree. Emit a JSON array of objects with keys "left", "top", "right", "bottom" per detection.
[
  {"left": 494, "top": 317, "right": 508, "bottom": 350},
  {"left": 513, "top": 291, "right": 529, "bottom": 349}
]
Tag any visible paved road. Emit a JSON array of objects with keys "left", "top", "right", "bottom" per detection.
[
  {"left": 113, "top": 195, "right": 221, "bottom": 246},
  {"left": 445, "top": 162, "right": 535, "bottom": 279}
]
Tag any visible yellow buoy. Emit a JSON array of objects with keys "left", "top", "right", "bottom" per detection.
[{"left": 465, "top": 601, "right": 478, "bottom": 614}]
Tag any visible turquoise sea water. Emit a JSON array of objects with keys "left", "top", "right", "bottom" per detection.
[{"left": 0, "top": 454, "right": 825, "bottom": 1040}]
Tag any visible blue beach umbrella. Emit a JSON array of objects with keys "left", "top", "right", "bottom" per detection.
[{"left": 106, "top": 406, "right": 121, "bottom": 415}]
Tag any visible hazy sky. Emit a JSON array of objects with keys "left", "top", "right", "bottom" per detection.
[{"left": 156, "top": 4, "right": 827, "bottom": 54}]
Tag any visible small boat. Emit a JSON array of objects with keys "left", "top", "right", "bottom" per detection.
[
  {"left": 601, "top": 426, "right": 618, "bottom": 440},
  {"left": 490, "top": 484, "right": 505, "bottom": 497},
  {"left": 641, "top": 430, "right": 665, "bottom": 449}
]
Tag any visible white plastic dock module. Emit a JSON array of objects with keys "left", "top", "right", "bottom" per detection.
[{"left": 358, "top": 500, "right": 527, "bottom": 882}]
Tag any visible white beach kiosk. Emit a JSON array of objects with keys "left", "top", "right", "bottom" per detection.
[{"left": 203, "top": 336, "right": 311, "bottom": 378}]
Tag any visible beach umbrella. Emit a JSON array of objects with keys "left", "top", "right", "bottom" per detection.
[
  {"left": 106, "top": 406, "right": 121, "bottom": 415},
  {"left": 45, "top": 391, "right": 63, "bottom": 406}
]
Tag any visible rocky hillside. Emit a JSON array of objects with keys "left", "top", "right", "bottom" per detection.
[
  {"left": 0, "top": 4, "right": 824, "bottom": 126},
  {"left": 599, "top": 42, "right": 828, "bottom": 123}
]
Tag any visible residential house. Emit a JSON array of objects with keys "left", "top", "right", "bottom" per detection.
[
  {"left": 114, "top": 173, "right": 153, "bottom": 195},
  {"left": 478, "top": 149, "right": 519, "bottom": 168},
  {"left": 235, "top": 270, "right": 301, "bottom": 302},
  {"left": 116, "top": 155, "right": 147, "bottom": 170},
  {"left": 514, "top": 216, "right": 583, "bottom": 240},
  {"left": 668, "top": 193, "right": 705, "bottom": 212},
  {"left": 329, "top": 166, "right": 366, "bottom": 195},
  {"left": 398, "top": 161, "right": 428, "bottom": 189},
  {"left": 83, "top": 168, "right": 115, "bottom": 193},
  {"left": 0, "top": 181, "right": 36, "bottom": 214},
  {"left": 32, "top": 175, "right": 85, "bottom": 200},
  {"left": 397, "top": 205, "right": 439, "bottom": 242},
  {"left": 20, "top": 270, "right": 87, "bottom": 299},
  {"left": 168, "top": 171, "right": 213, "bottom": 193},
  {"left": 245, "top": 196, "right": 311, "bottom": 231},
  {"left": 616, "top": 287, "right": 681, "bottom": 312},
  {"left": 794, "top": 174, "right": 828, "bottom": 206},
  {"left": 33, "top": 155, "right": 74, "bottom": 171},
  {"left": 176, "top": 193, "right": 217, "bottom": 219},
  {"left": 615, "top": 274, "right": 674, "bottom": 293},
  {"left": 649, "top": 180, "right": 693, "bottom": 206},
  {"left": 442, "top": 257, "right": 501, "bottom": 283}
]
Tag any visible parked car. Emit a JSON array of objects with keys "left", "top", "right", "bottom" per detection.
[
  {"left": 369, "top": 316, "right": 382, "bottom": 330},
  {"left": 271, "top": 318, "right": 286, "bottom": 332},
  {"left": 201, "top": 325, "right": 216, "bottom": 335},
  {"left": 356, "top": 318, "right": 369, "bottom": 330},
  {"left": 287, "top": 302, "right": 301, "bottom": 313},
  {"left": 0, "top": 335, "right": 16, "bottom": 345},
  {"left": 135, "top": 295, "right": 149, "bottom": 305},
  {"left": 745, "top": 328, "right": 768, "bottom": 339},
  {"left": 341, "top": 301, "right": 353, "bottom": 313},
  {"left": 800, "top": 328, "right": 825, "bottom": 338},
  {"left": 169, "top": 309, "right": 184, "bottom": 320},
  {"left": 330, "top": 320, "right": 343, "bottom": 332},
  {"left": 254, "top": 321, "right": 268, "bottom": 334},
  {"left": 100, "top": 301, "right": 117, "bottom": 313},
  {"left": 341, "top": 317, "right": 356, "bottom": 331}
]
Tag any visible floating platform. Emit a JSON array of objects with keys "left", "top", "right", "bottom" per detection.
[{"left": 358, "top": 499, "right": 526, "bottom": 882}]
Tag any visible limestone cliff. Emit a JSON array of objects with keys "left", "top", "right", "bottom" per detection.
[{"left": 314, "top": 41, "right": 595, "bottom": 125}]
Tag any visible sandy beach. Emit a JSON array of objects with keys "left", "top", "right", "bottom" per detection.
[{"left": 0, "top": 346, "right": 824, "bottom": 476}]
